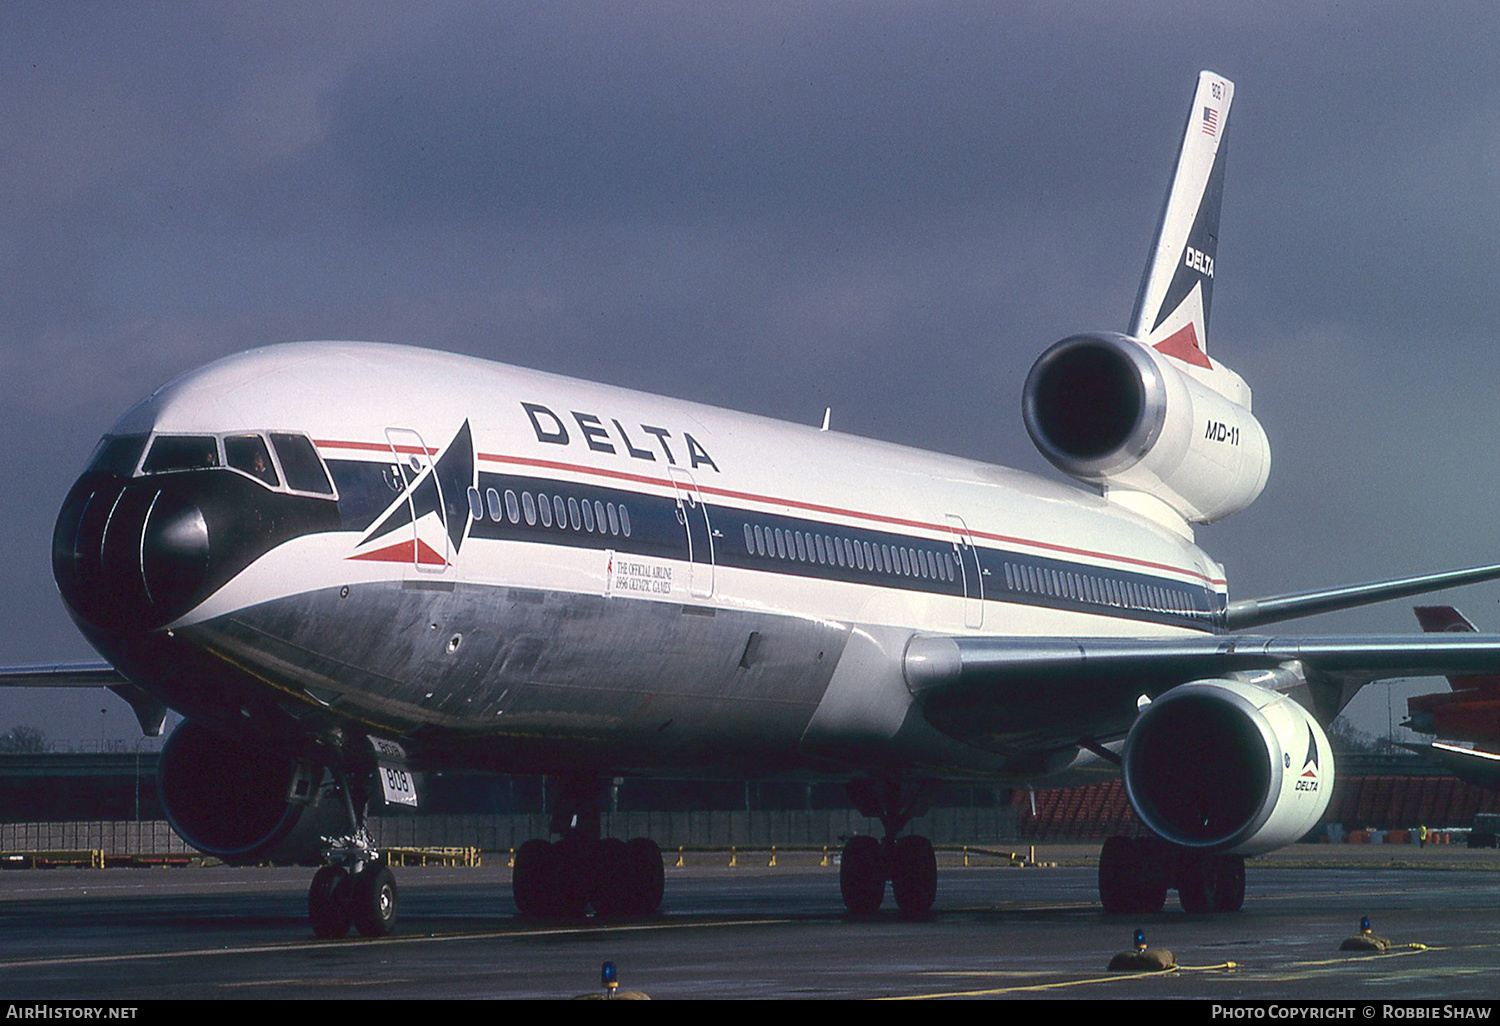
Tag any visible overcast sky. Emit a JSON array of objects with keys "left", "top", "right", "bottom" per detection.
[{"left": 5, "top": 2, "right": 1500, "bottom": 745}]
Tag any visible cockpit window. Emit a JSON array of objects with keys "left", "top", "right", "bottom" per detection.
[
  {"left": 142, "top": 435, "right": 220, "bottom": 474},
  {"left": 88, "top": 435, "right": 148, "bottom": 477},
  {"left": 270, "top": 433, "right": 334, "bottom": 495},
  {"left": 224, "top": 434, "right": 280, "bottom": 487}
]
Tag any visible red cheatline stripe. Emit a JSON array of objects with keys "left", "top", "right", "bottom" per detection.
[
  {"left": 315, "top": 439, "right": 437, "bottom": 456},
  {"left": 313, "top": 438, "right": 1225, "bottom": 586}
]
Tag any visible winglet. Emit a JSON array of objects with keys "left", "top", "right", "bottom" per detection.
[{"left": 1129, "top": 70, "right": 1233, "bottom": 365}]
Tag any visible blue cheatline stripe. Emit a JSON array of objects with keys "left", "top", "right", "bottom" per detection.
[{"left": 328, "top": 460, "right": 1223, "bottom": 632}]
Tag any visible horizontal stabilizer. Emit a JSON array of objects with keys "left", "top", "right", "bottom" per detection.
[{"left": 1222, "top": 563, "right": 1500, "bottom": 629}]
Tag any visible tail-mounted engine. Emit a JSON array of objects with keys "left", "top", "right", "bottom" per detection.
[
  {"left": 1023, "top": 332, "right": 1270, "bottom": 524},
  {"left": 158, "top": 720, "right": 353, "bottom": 865},
  {"left": 1122, "top": 680, "right": 1333, "bottom": 855}
]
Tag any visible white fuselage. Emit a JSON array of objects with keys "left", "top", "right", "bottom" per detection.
[{"left": 83, "top": 340, "right": 1229, "bottom": 779}]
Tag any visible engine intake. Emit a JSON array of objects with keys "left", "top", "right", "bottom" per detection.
[
  {"left": 1122, "top": 680, "right": 1333, "bottom": 855},
  {"left": 158, "top": 720, "right": 351, "bottom": 866},
  {"left": 1023, "top": 332, "right": 1270, "bottom": 524}
]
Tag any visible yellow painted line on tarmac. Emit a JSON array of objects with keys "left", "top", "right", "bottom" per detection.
[
  {"left": 0, "top": 916, "right": 796, "bottom": 972},
  {"left": 943, "top": 900, "right": 1098, "bottom": 914},
  {"left": 218, "top": 977, "right": 426, "bottom": 989},
  {"left": 876, "top": 968, "right": 1182, "bottom": 999}
]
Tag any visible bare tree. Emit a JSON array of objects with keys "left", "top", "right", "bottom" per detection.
[{"left": 0, "top": 725, "right": 49, "bottom": 754}]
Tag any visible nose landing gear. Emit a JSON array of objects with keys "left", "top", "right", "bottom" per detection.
[
  {"left": 307, "top": 769, "right": 400, "bottom": 939},
  {"left": 309, "top": 856, "right": 398, "bottom": 939}
]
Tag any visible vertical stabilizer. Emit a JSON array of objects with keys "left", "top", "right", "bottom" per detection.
[{"left": 1129, "top": 70, "right": 1233, "bottom": 368}]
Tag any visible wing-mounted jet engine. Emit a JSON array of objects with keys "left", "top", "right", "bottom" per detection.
[
  {"left": 157, "top": 719, "right": 353, "bottom": 867},
  {"left": 1123, "top": 680, "right": 1333, "bottom": 855},
  {"left": 1100, "top": 676, "right": 1331, "bottom": 914}
]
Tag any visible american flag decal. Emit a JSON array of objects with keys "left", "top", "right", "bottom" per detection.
[{"left": 1202, "top": 106, "right": 1219, "bottom": 137}]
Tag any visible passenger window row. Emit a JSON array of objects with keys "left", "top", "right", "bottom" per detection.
[
  {"left": 469, "top": 486, "right": 632, "bottom": 538},
  {"left": 742, "top": 521, "right": 958, "bottom": 583},
  {"left": 1003, "top": 561, "right": 1197, "bottom": 616}
]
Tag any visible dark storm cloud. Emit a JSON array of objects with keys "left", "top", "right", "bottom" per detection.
[{"left": 6, "top": 2, "right": 1500, "bottom": 740}]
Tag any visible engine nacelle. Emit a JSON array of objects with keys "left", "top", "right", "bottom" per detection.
[
  {"left": 1023, "top": 332, "right": 1270, "bottom": 524},
  {"left": 1122, "top": 680, "right": 1333, "bottom": 855},
  {"left": 158, "top": 720, "right": 352, "bottom": 866}
]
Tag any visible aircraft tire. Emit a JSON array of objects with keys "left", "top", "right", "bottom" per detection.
[
  {"left": 1220, "top": 854, "right": 1246, "bottom": 912},
  {"left": 350, "top": 865, "right": 399, "bottom": 937},
  {"left": 1178, "top": 853, "right": 1239, "bottom": 914},
  {"left": 890, "top": 835, "right": 937, "bottom": 917},
  {"left": 554, "top": 836, "right": 592, "bottom": 918},
  {"left": 625, "top": 837, "right": 664, "bottom": 915},
  {"left": 590, "top": 837, "right": 631, "bottom": 917},
  {"left": 308, "top": 865, "right": 353, "bottom": 939},
  {"left": 1098, "top": 836, "right": 1165, "bottom": 914},
  {"left": 840, "top": 836, "right": 886, "bottom": 915},
  {"left": 513, "top": 839, "right": 561, "bottom": 916}
]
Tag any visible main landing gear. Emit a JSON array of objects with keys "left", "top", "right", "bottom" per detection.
[
  {"left": 1097, "top": 835, "right": 1245, "bottom": 915},
  {"left": 307, "top": 770, "right": 400, "bottom": 939},
  {"left": 839, "top": 779, "right": 939, "bottom": 917},
  {"left": 511, "top": 776, "right": 665, "bottom": 918}
]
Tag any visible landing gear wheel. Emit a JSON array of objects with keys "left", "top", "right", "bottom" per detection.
[
  {"left": 350, "top": 864, "right": 398, "bottom": 937},
  {"left": 1220, "top": 855, "right": 1245, "bottom": 912},
  {"left": 890, "top": 835, "right": 937, "bottom": 916},
  {"left": 1180, "top": 853, "right": 1243, "bottom": 913},
  {"left": 624, "top": 837, "right": 664, "bottom": 915},
  {"left": 590, "top": 838, "right": 631, "bottom": 917},
  {"left": 514, "top": 839, "right": 562, "bottom": 916},
  {"left": 840, "top": 836, "right": 887, "bottom": 915},
  {"left": 308, "top": 865, "right": 353, "bottom": 939},
  {"left": 1178, "top": 855, "right": 1216, "bottom": 913},
  {"left": 1098, "top": 836, "right": 1166, "bottom": 915},
  {"left": 553, "top": 836, "right": 592, "bottom": 918}
]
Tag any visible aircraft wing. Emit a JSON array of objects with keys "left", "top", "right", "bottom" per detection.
[
  {"left": 0, "top": 661, "right": 167, "bottom": 736},
  {"left": 903, "top": 632, "right": 1500, "bottom": 753}
]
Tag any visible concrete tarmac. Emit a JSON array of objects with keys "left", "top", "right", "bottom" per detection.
[{"left": 0, "top": 844, "right": 1498, "bottom": 1001}]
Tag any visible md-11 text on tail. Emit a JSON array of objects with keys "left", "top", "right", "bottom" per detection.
[{"left": 14, "top": 71, "right": 1500, "bottom": 935}]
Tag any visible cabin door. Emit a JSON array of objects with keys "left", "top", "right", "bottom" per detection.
[
  {"left": 384, "top": 427, "right": 450, "bottom": 574},
  {"left": 668, "top": 467, "right": 715, "bottom": 598},
  {"left": 945, "top": 513, "right": 984, "bottom": 628}
]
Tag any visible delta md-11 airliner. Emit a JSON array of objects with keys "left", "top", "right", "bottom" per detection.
[{"left": 11, "top": 71, "right": 1500, "bottom": 938}]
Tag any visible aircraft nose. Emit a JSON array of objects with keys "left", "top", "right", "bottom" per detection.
[
  {"left": 139, "top": 492, "right": 211, "bottom": 612},
  {"left": 53, "top": 477, "right": 212, "bottom": 634}
]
